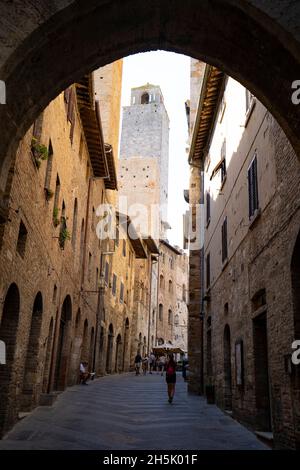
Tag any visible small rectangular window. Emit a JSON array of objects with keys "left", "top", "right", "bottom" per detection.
[
  {"left": 123, "top": 239, "right": 126, "bottom": 257},
  {"left": 221, "top": 139, "right": 227, "bottom": 184},
  {"left": 104, "top": 261, "right": 109, "bottom": 285},
  {"left": 120, "top": 282, "right": 124, "bottom": 303},
  {"left": 221, "top": 217, "right": 228, "bottom": 263},
  {"left": 248, "top": 154, "right": 259, "bottom": 219},
  {"left": 17, "top": 221, "right": 27, "bottom": 258},
  {"left": 206, "top": 192, "right": 211, "bottom": 225},
  {"left": 112, "top": 273, "right": 117, "bottom": 296}
]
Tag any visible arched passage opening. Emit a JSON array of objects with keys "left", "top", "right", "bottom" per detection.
[
  {"left": 68, "top": 308, "right": 81, "bottom": 385},
  {"left": 106, "top": 324, "right": 114, "bottom": 374},
  {"left": 1, "top": 1, "right": 300, "bottom": 200},
  {"left": 123, "top": 318, "right": 130, "bottom": 372},
  {"left": 22, "top": 291, "right": 43, "bottom": 410},
  {"left": 115, "top": 334, "right": 122, "bottom": 373},
  {"left": 0, "top": 283, "right": 20, "bottom": 436},
  {"left": 81, "top": 319, "right": 89, "bottom": 363},
  {"left": 223, "top": 324, "right": 232, "bottom": 411},
  {"left": 54, "top": 295, "right": 72, "bottom": 391},
  {"left": 42, "top": 317, "right": 54, "bottom": 393}
]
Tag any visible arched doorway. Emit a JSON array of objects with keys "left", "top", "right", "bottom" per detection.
[
  {"left": 123, "top": 318, "right": 130, "bottom": 371},
  {"left": 106, "top": 324, "right": 114, "bottom": 374},
  {"left": 22, "top": 292, "right": 43, "bottom": 410},
  {"left": 42, "top": 317, "right": 54, "bottom": 393},
  {"left": 68, "top": 308, "right": 81, "bottom": 385},
  {"left": 115, "top": 334, "right": 122, "bottom": 373},
  {"left": 223, "top": 324, "right": 232, "bottom": 411},
  {"left": 54, "top": 295, "right": 72, "bottom": 390},
  {"left": 0, "top": 283, "right": 20, "bottom": 436},
  {"left": 89, "top": 326, "right": 95, "bottom": 372},
  {"left": 81, "top": 319, "right": 89, "bottom": 363}
]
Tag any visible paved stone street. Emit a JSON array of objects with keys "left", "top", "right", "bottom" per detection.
[{"left": 0, "top": 373, "right": 267, "bottom": 450}]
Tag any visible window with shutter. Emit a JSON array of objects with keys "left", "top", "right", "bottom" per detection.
[
  {"left": 206, "top": 192, "right": 211, "bottom": 225},
  {"left": 120, "top": 282, "right": 124, "bottom": 303},
  {"left": 222, "top": 217, "right": 228, "bottom": 263},
  {"left": 248, "top": 154, "right": 259, "bottom": 219},
  {"left": 104, "top": 261, "right": 109, "bottom": 285},
  {"left": 112, "top": 274, "right": 117, "bottom": 296}
]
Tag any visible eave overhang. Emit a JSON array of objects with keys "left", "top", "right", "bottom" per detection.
[{"left": 189, "top": 66, "right": 226, "bottom": 168}]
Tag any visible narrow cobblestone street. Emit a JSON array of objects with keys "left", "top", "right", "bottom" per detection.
[{"left": 0, "top": 374, "right": 267, "bottom": 450}]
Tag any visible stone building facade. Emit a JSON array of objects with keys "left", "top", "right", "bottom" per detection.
[
  {"left": 188, "top": 62, "right": 300, "bottom": 449},
  {"left": 157, "top": 240, "right": 188, "bottom": 350},
  {"left": 0, "top": 61, "right": 148, "bottom": 437}
]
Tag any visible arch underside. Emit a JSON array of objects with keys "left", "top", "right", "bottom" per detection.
[{"left": 0, "top": 1, "right": 300, "bottom": 195}]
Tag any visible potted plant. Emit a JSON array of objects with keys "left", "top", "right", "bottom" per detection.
[
  {"left": 59, "top": 227, "right": 71, "bottom": 249},
  {"left": 206, "top": 378, "right": 215, "bottom": 404},
  {"left": 31, "top": 137, "right": 48, "bottom": 168}
]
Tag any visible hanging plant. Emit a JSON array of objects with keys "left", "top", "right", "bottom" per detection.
[
  {"left": 59, "top": 228, "right": 71, "bottom": 249},
  {"left": 31, "top": 137, "right": 48, "bottom": 168}
]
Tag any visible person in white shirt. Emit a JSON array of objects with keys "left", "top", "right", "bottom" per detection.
[{"left": 79, "top": 361, "right": 89, "bottom": 385}]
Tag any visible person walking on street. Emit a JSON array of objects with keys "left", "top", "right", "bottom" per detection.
[
  {"left": 134, "top": 352, "right": 142, "bottom": 375},
  {"left": 149, "top": 352, "right": 156, "bottom": 374},
  {"left": 165, "top": 353, "right": 177, "bottom": 403},
  {"left": 142, "top": 355, "right": 148, "bottom": 375}
]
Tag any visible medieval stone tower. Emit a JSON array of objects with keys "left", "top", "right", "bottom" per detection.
[{"left": 119, "top": 83, "right": 170, "bottom": 239}]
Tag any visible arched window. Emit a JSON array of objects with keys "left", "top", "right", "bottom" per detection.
[
  {"left": 174, "top": 314, "right": 179, "bottom": 326},
  {"left": 169, "top": 280, "right": 173, "bottom": 293},
  {"left": 168, "top": 309, "right": 173, "bottom": 325},
  {"left": 141, "top": 92, "right": 149, "bottom": 104},
  {"left": 160, "top": 275, "right": 164, "bottom": 289},
  {"left": 159, "top": 304, "right": 163, "bottom": 321}
]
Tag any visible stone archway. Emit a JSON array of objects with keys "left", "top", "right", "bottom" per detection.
[
  {"left": 1, "top": 1, "right": 300, "bottom": 200},
  {"left": 123, "top": 318, "right": 130, "bottom": 371},
  {"left": 106, "top": 324, "right": 114, "bottom": 374},
  {"left": 223, "top": 324, "right": 232, "bottom": 411},
  {"left": 0, "top": 283, "right": 20, "bottom": 436},
  {"left": 42, "top": 317, "right": 54, "bottom": 394},
  {"left": 53, "top": 295, "right": 72, "bottom": 391},
  {"left": 21, "top": 291, "right": 43, "bottom": 411},
  {"left": 115, "top": 334, "right": 122, "bottom": 373}
]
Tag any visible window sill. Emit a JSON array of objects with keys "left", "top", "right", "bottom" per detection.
[
  {"left": 249, "top": 208, "right": 261, "bottom": 230},
  {"left": 244, "top": 98, "right": 256, "bottom": 127}
]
